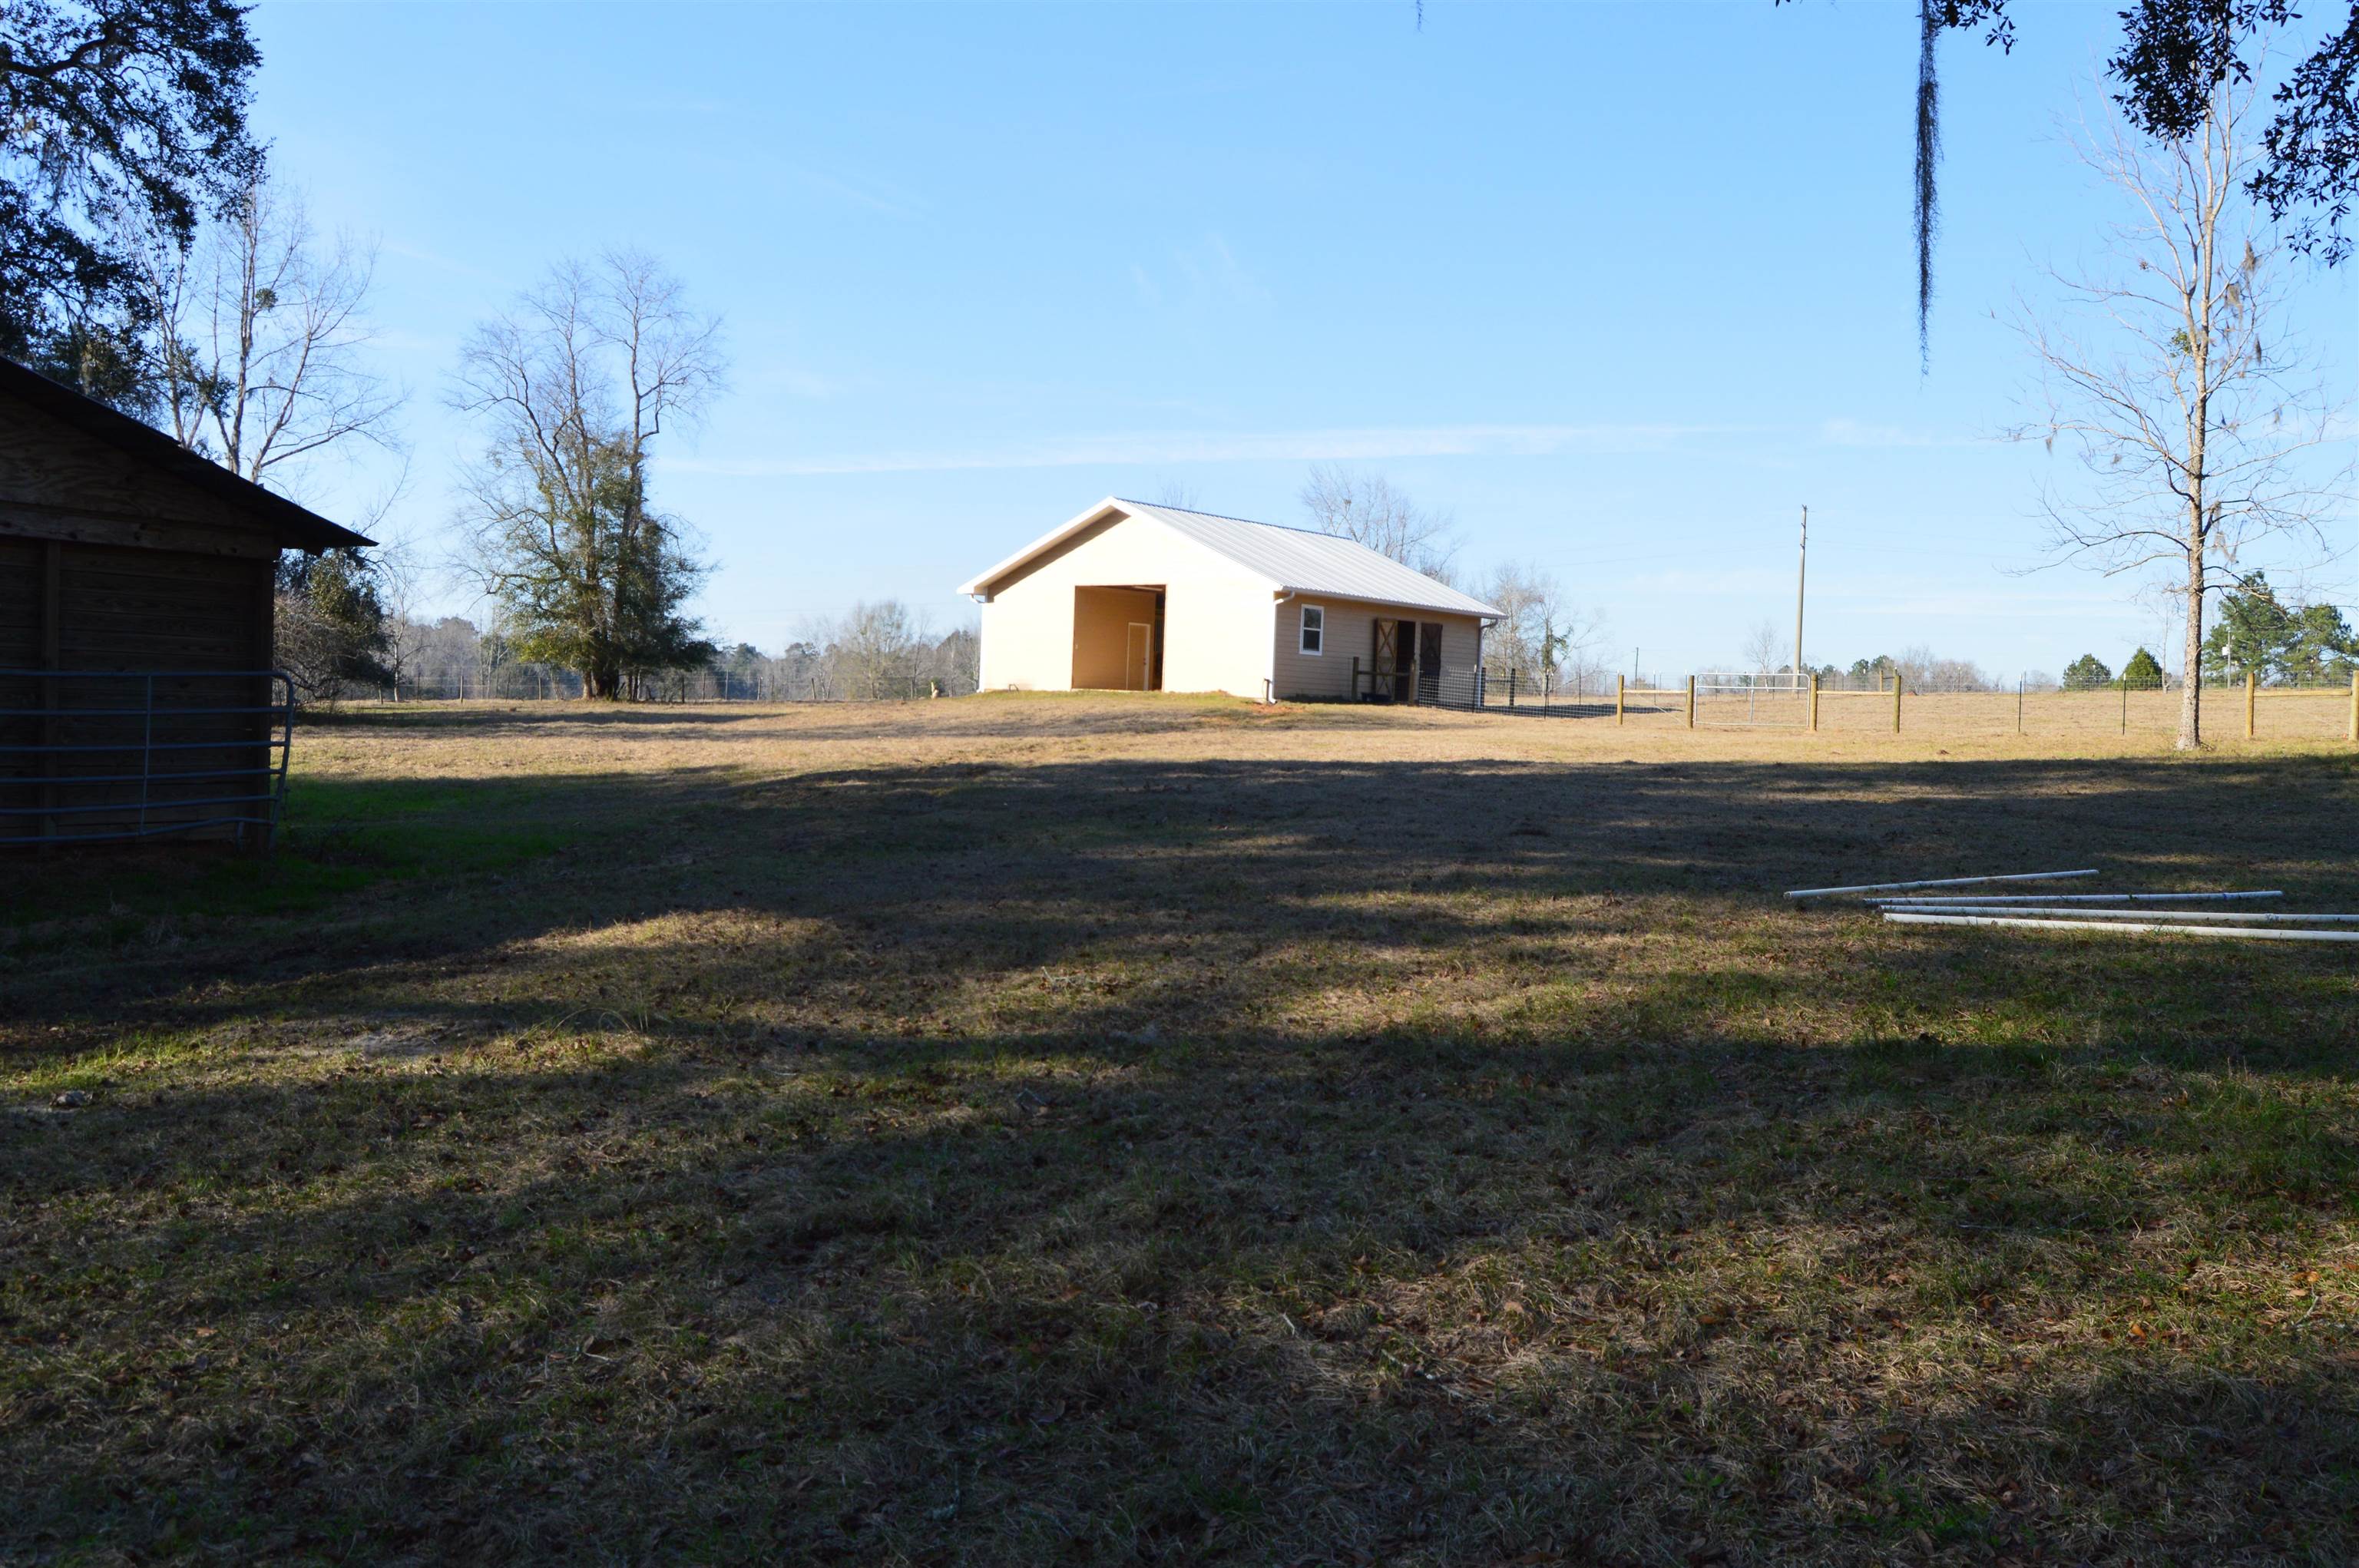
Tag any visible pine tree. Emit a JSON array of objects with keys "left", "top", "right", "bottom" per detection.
[{"left": 2062, "top": 653, "right": 2115, "bottom": 691}]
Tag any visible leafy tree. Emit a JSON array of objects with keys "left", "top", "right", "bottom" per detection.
[
  {"left": 2283, "top": 602, "right": 2359, "bottom": 684},
  {"left": 1848, "top": 655, "right": 1897, "bottom": 686},
  {"left": 2121, "top": 647, "right": 2167, "bottom": 687},
  {"left": 2202, "top": 574, "right": 2359, "bottom": 683},
  {"left": 274, "top": 547, "right": 391, "bottom": 703},
  {"left": 452, "top": 252, "right": 726, "bottom": 699},
  {"left": 2199, "top": 572, "right": 2294, "bottom": 681},
  {"left": 2063, "top": 653, "right": 2116, "bottom": 690},
  {"left": 465, "top": 428, "right": 714, "bottom": 695},
  {"left": 1, "top": 1, "right": 263, "bottom": 405}
]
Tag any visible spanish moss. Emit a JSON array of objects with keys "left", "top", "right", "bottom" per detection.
[{"left": 1915, "top": 0, "right": 1942, "bottom": 371}]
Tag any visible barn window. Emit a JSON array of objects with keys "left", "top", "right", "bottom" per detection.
[{"left": 1299, "top": 604, "right": 1324, "bottom": 655}]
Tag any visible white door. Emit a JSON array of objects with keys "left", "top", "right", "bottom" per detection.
[{"left": 1125, "top": 624, "right": 1151, "bottom": 690}]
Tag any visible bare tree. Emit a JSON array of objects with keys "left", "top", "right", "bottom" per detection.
[
  {"left": 451, "top": 250, "right": 726, "bottom": 698},
  {"left": 137, "top": 173, "right": 402, "bottom": 486},
  {"left": 2016, "top": 71, "right": 2349, "bottom": 749},
  {"left": 1739, "top": 619, "right": 1785, "bottom": 676},
  {"left": 374, "top": 529, "right": 435, "bottom": 698},
  {"left": 1148, "top": 479, "right": 1201, "bottom": 511},
  {"left": 1482, "top": 561, "right": 1606, "bottom": 690},
  {"left": 1298, "top": 465, "right": 1459, "bottom": 581}
]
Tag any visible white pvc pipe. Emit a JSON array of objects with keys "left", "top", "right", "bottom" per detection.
[
  {"left": 1885, "top": 912, "right": 2359, "bottom": 943},
  {"left": 1891, "top": 906, "right": 2359, "bottom": 923},
  {"left": 1871, "top": 890, "right": 2281, "bottom": 905},
  {"left": 1785, "top": 868, "right": 2096, "bottom": 899}
]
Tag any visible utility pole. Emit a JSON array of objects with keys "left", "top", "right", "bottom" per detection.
[{"left": 1794, "top": 504, "right": 1808, "bottom": 678}]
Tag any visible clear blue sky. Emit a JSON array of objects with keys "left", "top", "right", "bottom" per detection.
[{"left": 250, "top": 1, "right": 2354, "bottom": 680}]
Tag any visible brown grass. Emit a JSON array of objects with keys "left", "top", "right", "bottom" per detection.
[{"left": 4, "top": 692, "right": 2357, "bottom": 1565}]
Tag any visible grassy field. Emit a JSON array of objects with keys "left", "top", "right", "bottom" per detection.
[{"left": 5, "top": 693, "right": 2358, "bottom": 1566}]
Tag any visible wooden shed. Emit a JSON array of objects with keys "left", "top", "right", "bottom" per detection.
[{"left": 0, "top": 358, "right": 372, "bottom": 848}]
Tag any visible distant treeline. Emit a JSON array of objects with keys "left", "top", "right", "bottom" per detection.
[{"left": 354, "top": 600, "right": 981, "bottom": 704}]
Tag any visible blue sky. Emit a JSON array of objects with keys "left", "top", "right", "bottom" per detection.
[{"left": 250, "top": 1, "right": 2354, "bottom": 680}]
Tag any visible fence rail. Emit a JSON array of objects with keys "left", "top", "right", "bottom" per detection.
[
  {"left": 0, "top": 670, "right": 293, "bottom": 849},
  {"left": 1461, "top": 667, "right": 2357, "bottom": 743}
]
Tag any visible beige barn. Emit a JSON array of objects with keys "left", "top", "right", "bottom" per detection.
[{"left": 960, "top": 498, "right": 1500, "bottom": 704}]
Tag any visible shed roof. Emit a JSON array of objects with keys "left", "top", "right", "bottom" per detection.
[
  {"left": 960, "top": 497, "right": 1500, "bottom": 619},
  {"left": 0, "top": 356, "right": 374, "bottom": 552}
]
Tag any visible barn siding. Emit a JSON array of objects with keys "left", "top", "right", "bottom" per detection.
[
  {"left": 1271, "top": 596, "right": 1486, "bottom": 702},
  {"left": 54, "top": 546, "right": 263, "bottom": 668},
  {"left": 0, "top": 375, "right": 309, "bottom": 847},
  {"left": 0, "top": 537, "right": 40, "bottom": 670},
  {"left": 977, "top": 511, "right": 1275, "bottom": 700}
]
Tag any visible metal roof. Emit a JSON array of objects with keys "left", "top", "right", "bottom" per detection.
[{"left": 960, "top": 497, "right": 1501, "bottom": 619}]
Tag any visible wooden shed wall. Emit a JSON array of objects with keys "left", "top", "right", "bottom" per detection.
[{"left": 1, "top": 392, "right": 285, "bottom": 845}]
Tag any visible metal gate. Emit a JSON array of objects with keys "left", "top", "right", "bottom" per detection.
[
  {"left": 0, "top": 670, "right": 296, "bottom": 848},
  {"left": 1692, "top": 671, "right": 1812, "bottom": 728}
]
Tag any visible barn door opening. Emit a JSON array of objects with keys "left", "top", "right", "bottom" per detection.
[
  {"left": 1418, "top": 622, "right": 1443, "bottom": 703},
  {"left": 1072, "top": 585, "right": 1164, "bottom": 690}
]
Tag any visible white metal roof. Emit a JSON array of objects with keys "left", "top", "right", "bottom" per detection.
[{"left": 958, "top": 497, "right": 1502, "bottom": 619}]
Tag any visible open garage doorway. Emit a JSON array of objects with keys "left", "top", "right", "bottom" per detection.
[{"left": 1072, "top": 586, "right": 1164, "bottom": 690}]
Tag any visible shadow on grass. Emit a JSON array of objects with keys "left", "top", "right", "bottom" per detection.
[
  {"left": 5, "top": 732, "right": 2359, "bottom": 1562},
  {"left": 9, "top": 1016, "right": 2359, "bottom": 1563}
]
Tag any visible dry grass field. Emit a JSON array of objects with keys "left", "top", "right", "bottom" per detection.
[{"left": 5, "top": 692, "right": 2358, "bottom": 1566}]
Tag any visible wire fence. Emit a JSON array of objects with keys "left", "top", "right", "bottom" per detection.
[
  {"left": 340, "top": 667, "right": 966, "bottom": 706},
  {"left": 1473, "top": 667, "right": 2359, "bottom": 742},
  {"left": 317, "top": 656, "right": 2354, "bottom": 743}
]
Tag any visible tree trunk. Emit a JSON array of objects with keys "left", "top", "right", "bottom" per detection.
[{"left": 2178, "top": 542, "right": 2205, "bottom": 749}]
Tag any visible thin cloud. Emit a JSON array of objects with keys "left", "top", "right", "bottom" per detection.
[
  {"left": 667, "top": 421, "right": 1749, "bottom": 478},
  {"left": 789, "top": 167, "right": 923, "bottom": 220},
  {"left": 1133, "top": 233, "right": 1268, "bottom": 308},
  {"left": 1818, "top": 418, "right": 1991, "bottom": 449}
]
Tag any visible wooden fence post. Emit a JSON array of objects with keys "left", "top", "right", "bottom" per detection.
[
  {"left": 1615, "top": 673, "right": 1626, "bottom": 726},
  {"left": 1686, "top": 675, "right": 1696, "bottom": 729},
  {"left": 2246, "top": 668, "right": 2257, "bottom": 739},
  {"left": 1809, "top": 672, "right": 1820, "bottom": 733},
  {"left": 2350, "top": 670, "right": 2357, "bottom": 743},
  {"left": 1891, "top": 675, "right": 1902, "bottom": 734}
]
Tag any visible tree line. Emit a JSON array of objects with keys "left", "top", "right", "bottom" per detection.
[{"left": 278, "top": 600, "right": 979, "bottom": 707}]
